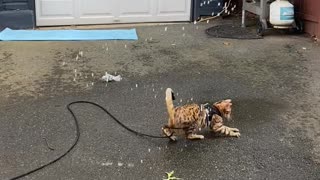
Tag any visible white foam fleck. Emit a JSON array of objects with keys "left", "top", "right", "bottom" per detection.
[
  {"left": 128, "top": 163, "right": 134, "bottom": 168},
  {"left": 101, "top": 161, "right": 113, "bottom": 166},
  {"left": 118, "top": 162, "right": 123, "bottom": 167}
]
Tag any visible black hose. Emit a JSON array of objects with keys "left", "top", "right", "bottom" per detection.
[{"left": 9, "top": 101, "right": 169, "bottom": 180}]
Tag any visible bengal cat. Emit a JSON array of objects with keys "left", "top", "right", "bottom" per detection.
[{"left": 162, "top": 88, "right": 240, "bottom": 141}]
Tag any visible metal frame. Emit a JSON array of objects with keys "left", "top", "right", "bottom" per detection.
[{"left": 242, "top": 0, "right": 269, "bottom": 28}]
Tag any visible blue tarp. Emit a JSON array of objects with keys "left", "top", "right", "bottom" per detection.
[{"left": 0, "top": 28, "right": 138, "bottom": 41}]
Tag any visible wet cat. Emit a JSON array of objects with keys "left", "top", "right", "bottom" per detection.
[{"left": 162, "top": 88, "right": 240, "bottom": 141}]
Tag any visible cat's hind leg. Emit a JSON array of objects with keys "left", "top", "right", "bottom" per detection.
[
  {"left": 162, "top": 125, "right": 177, "bottom": 141},
  {"left": 185, "top": 126, "right": 204, "bottom": 140}
]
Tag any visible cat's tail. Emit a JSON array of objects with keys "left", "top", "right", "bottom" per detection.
[{"left": 165, "top": 88, "right": 175, "bottom": 126}]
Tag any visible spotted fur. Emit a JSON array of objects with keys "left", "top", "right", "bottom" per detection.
[{"left": 162, "top": 88, "right": 240, "bottom": 141}]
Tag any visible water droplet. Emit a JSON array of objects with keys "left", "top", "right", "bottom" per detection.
[
  {"left": 76, "top": 54, "right": 79, "bottom": 61},
  {"left": 164, "top": 27, "right": 168, "bottom": 31},
  {"left": 91, "top": 82, "right": 94, "bottom": 86},
  {"left": 158, "top": 147, "right": 161, "bottom": 150},
  {"left": 91, "top": 73, "right": 94, "bottom": 77},
  {"left": 148, "top": 148, "right": 151, "bottom": 152},
  {"left": 136, "top": 84, "right": 138, "bottom": 88},
  {"left": 207, "top": 20, "right": 210, "bottom": 24},
  {"left": 154, "top": 95, "right": 157, "bottom": 99},
  {"left": 152, "top": 88, "right": 155, "bottom": 92},
  {"left": 212, "top": 12, "right": 215, "bottom": 16},
  {"left": 102, "top": 161, "right": 113, "bottom": 166},
  {"left": 149, "top": 167, "right": 152, "bottom": 170},
  {"left": 200, "top": 3, "right": 203, "bottom": 6},
  {"left": 149, "top": 37, "right": 153, "bottom": 41},
  {"left": 128, "top": 163, "right": 134, "bottom": 168},
  {"left": 79, "top": 51, "right": 83, "bottom": 57},
  {"left": 204, "top": 1, "right": 206, "bottom": 5},
  {"left": 106, "top": 47, "right": 109, "bottom": 51},
  {"left": 218, "top": 2, "right": 221, "bottom": 6},
  {"left": 191, "top": 98, "right": 193, "bottom": 101},
  {"left": 180, "top": 99, "right": 183, "bottom": 103},
  {"left": 194, "top": 20, "right": 197, "bottom": 25},
  {"left": 141, "top": 160, "right": 143, "bottom": 163},
  {"left": 160, "top": 87, "right": 163, "bottom": 90},
  {"left": 118, "top": 162, "right": 123, "bottom": 167},
  {"left": 182, "top": 26, "right": 185, "bottom": 31},
  {"left": 125, "top": 44, "right": 127, "bottom": 48},
  {"left": 74, "top": 69, "right": 77, "bottom": 73}
]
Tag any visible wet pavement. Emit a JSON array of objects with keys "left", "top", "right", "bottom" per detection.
[{"left": 1, "top": 19, "right": 320, "bottom": 180}]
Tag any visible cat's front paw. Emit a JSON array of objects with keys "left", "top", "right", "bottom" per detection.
[
  {"left": 169, "top": 136, "right": 177, "bottom": 141},
  {"left": 231, "top": 132, "right": 241, "bottom": 138},
  {"left": 230, "top": 128, "right": 240, "bottom": 132}
]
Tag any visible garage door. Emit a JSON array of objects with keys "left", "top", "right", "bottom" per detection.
[{"left": 35, "top": 0, "right": 191, "bottom": 26}]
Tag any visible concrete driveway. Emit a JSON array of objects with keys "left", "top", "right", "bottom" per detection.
[{"left": 1, "top": 21, "right": 320, "bottom": 180}]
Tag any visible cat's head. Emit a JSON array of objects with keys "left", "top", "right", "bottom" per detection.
[{"left": 214, "top": 99, "right": 232, "bottom": 120}]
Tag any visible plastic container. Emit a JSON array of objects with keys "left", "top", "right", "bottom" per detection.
[{"left": 270, "top": 0, "right": 294, "bottom": 26}]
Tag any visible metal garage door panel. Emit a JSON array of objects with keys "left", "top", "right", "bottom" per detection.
[
  {"left": 77, "top": 0, "right": 117, "bottom": 24},
  {"left": 36, "top": 0, "right": 76, "bottom": 26},
  {"left": 118, "top": 0, "right": 191, "bottom": 23},
  {"left": 36, "top": 0, "right": 191, "bottom": 26}
]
